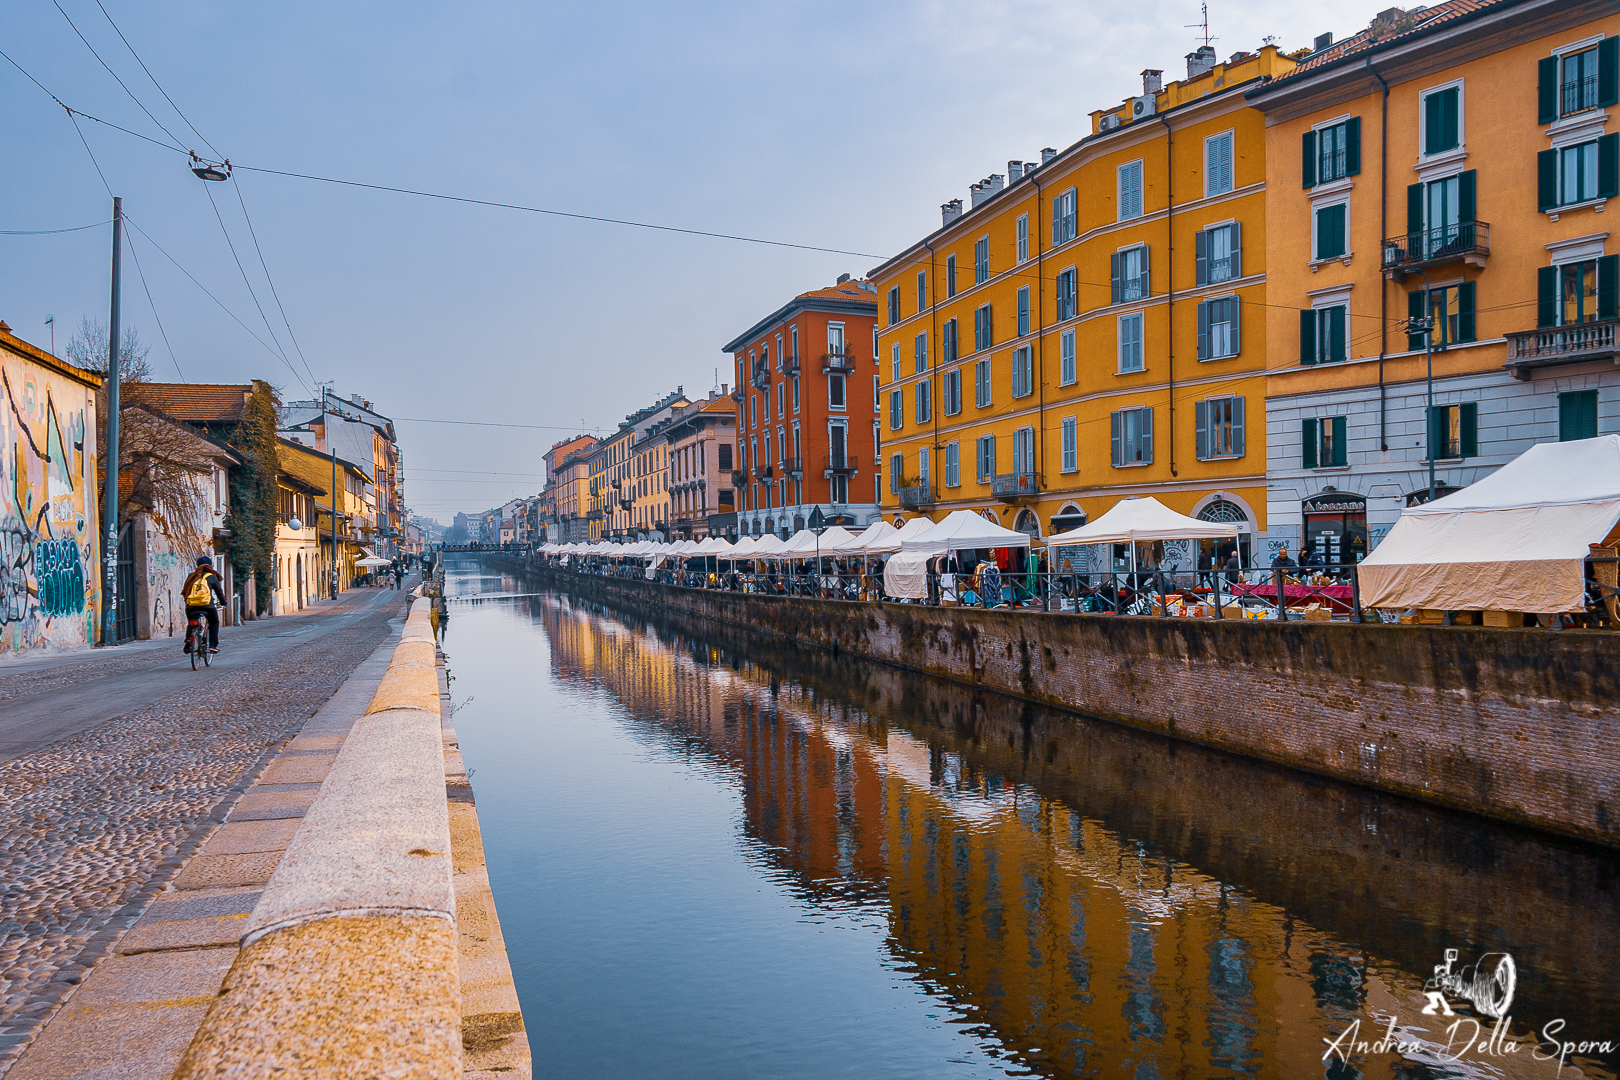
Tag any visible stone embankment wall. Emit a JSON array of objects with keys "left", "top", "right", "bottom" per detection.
[{"left": 531, "top": 564, "right": 1619, "bottom": 848}]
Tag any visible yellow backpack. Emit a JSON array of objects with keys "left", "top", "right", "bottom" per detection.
[{"left": 185, "top": 574, "right": 214, "bottom": 607}]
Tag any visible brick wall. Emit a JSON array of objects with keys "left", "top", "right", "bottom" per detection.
[{"left": 533, "top": 564, "right": 1618, "bottom": 848}]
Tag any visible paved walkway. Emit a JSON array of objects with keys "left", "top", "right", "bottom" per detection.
[{"left": 0, "top": 583, "right": 415, "bottom": 1076}]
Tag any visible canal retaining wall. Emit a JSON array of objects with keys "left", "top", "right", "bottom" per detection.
[{"left": 525, "top": 562, "right": 1619, "bottom": 848}]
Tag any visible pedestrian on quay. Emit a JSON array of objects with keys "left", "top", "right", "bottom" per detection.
[
  {"left": 1198, "top": 547, "right": 1215, "bottom": 591},
  {"left": 1271, "top": 546, "right": 1297, "bottom": 569},
  {"left": 181, "top": 556, "right": 227, "bottom": 655},
  {"left": 1225, "top": 548, "right": 1242, "bottom": 588}
]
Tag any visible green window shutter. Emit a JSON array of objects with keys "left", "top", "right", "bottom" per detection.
[
  {"left": 1441, "top": 88, "right": 1459, "bottom": 151},
  {"left": 1424, "top": 92, "right": 1442, "bottom": 154},
  {"left": 1600, "top": 254, "right": 1620, "bottom": 320},
  {"left": 1457, "top": 281, "right": 1476, "bottom": 342},
  {"left": 1196, "top": 300, "right": 1210, "bottom": 360},
  {"left": 1328, "top": 306, "right": 1346, "bottom": 363},
  {"left": 1538, "top": 149, "right": 1558, "bottom": 211},
  {"left": 1316, "top": 204, "right": 1343, "bottom": 259},
  {"left": 1195, "top": 228, "right": 1208, "bottom": 286},
  {"left": 1599, "top": 133, "right": 1620, "bottom": 200},
  {"left": 1301, "top": 130, "right": 1317, "bottom": 188},
  {"left": 1538, "top": 265, "right": 1558, "bottom": 328},
  {"left": 1195, "top": 400, "right": 1210, "bottom": 460},
  {"left": 1331, "top": 416, "right": 1347, "bottom": 466},
  {"left": 1427, "top": 406, "right": 1445, "bottom": 461},
  {"left": 1345, "top": 117, "right": 1361, "bottom": 176},
  {"left": 1459, "top": 402, "right": 1478, "bottom": 458},
  {"left": 1538, "top": 56, "right": 1559, "bottom": 124},
  {"left": 1560, "top": 392, "right": 1579, "bottom": 440},
  {"left": 1300, "top": 309, "right": 1317, "bottom": 365},
  {"left": 1459, "top": 170, "right": 1476, "bottom": 223},
  {"left": 1302, "top": 418, "right": 1318, "bottom": 469},
  {"left": 1406, "top": 182, "right": 1423, "bottom": 235},
  {"left": 1602, "top": 38, "right": 1620, "bottom": 108},
  {"left": 1408, "top": 289, "right": 1427, "bottom": 350}
]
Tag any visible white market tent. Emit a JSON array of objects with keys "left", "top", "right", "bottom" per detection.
[
  {"left": 749, "top": 533, "right": 788, "bottom": 556},
  {"left": 902, "top": 509, "right": 1033, "bottom": 556},
  {"left": 1042, "top": 496, "right": 1240, "bottom": 546},
  {"left": 777, "top": 526, "right": 858, "bottom": 556},
  {"left": 831, "top": 521, "right": 898, "bottom": 555},
  {"left": 1359, "top": 435, "right": 1620, "bottom": 613},
  {"left": 882, "top": 552, "right": 932, "bottom": 599},
  {"left": 865, "top": 516, "right": 938, "bottom": 555},
  {"left": 727, "top": 536, "right": 758, "bottom": 558}
]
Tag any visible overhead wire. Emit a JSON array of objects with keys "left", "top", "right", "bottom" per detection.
[
  {"left": 49, "top": 0, "right": 187, "bottom": 151},
  {"left": 231, "top": 174, "right": 319, "bottom": 388},
  {"left": 90, "top": 0, "right": 221, "bottom": 159},
  {"left": 199, "top": 181, "right": 312, "bottom": 393},
  {"left": 2, "top": 219, "right": 113, "bottom": 234},
  {"left": 122, "top": 227, "right": 185, "bottom": 381}
]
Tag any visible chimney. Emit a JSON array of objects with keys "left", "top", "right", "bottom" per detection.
[
  {"left": 1313, "top": 31, "right": 1334, "bottom": 51},
  {"left": 351, "top": 393, "right": 362, "bottom": 405},
  {"left": 1186, "top": 46, "right": 1216, "bottom": 78},
  {"left": 721, "top": 382, "right": 728, "bottom": 395},
  {"left": 969, "top": 181, "right": 989, "bottom": 208},
  {"left": 1041, "top": 147, "right": 1058, "bottom": 164},
  {"left": 942, "top": 198, "right": 964, "bottom": 225},
  {"left": 836, "top": 272, "right": 851, "bottom": 284},
  {"left": 1007, "top": 160, "right": 1024, "bottom": 182},
  {"left": 1142, "top": 69, "right": 1164, "bottom": 95}
]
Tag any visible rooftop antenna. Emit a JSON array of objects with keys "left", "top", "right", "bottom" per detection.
[
  {"left": 713, "top": 367, "right": 720, "bottom": 395},
  {"left": 1186, "top": 3, "right": 1217, "bottom": 48}
]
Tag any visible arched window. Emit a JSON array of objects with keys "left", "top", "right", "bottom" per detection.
[
  {"left": 793, "top": 514, "right": 805, "bottom": 533},
  {"left": 1013, "top": 508, "right": 1041, "bottom": 537},
  {"left": 1197, "top": 499, "right": 1249, "bottom": 524}
]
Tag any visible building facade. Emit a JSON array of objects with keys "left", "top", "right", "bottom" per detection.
[
  {"left": 655, "top": 389, "right": 739, "bottom": 539},
  {"left": 586, "top": 389, "right": 688, "bottom": 540},
  {"left": 722, "top": 278, "right": 881, "bottom": 538},
  {"left": 280, "top": 393, "right": 403, "bottom": 557},
  {"left": 1250, "top": 0, "right": 1620, "bottom": 562},
  {"left": 544, "top": 435, "right": 598, "bottom": 544},
  {"left": 869, "top": 47, "right": 1296, "bottom": 568}
]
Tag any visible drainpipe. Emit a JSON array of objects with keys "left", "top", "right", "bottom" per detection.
[
  {"left": 1033, "top": 172, "right": 1046, "bottom": 507},
  {"left": 924, "top": 239, "right": 939, "bottom": 503},
  {"left": 1158, "top": 113, "right": 1177, "bottom": 477},
  {"left": 1371, "top": 61, "right": 1391, "bottom": 451}
]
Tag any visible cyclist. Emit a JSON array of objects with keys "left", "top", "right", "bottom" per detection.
[{"left": 182, "top": 555, "right": 226, "bottom": 655}]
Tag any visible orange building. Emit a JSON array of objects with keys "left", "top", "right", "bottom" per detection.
[
  {"left": 653, "top": 388, "right": 739, "bottom": 540},
  {"left": 721, "top": 277, "right": 881, "bottom": 538},
  {"left": 544, "top": 433, "right": 598, "bottom": 544}
]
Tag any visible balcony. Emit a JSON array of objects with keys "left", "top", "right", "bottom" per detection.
[
  {"left": 587, "top": 509, "right": 605, "bottom": 522},
  {"left": 897, "top": 484, "right": 934, "bottom": 510},
  {"left": 619, "top": 498, "right": 633, "bottom": 511},
  {"left": 781, "top": 457, "right": 804, "bottom": 479},
  {"left": 821, "top": 350, "right": 857, "bottom": 374},
  {"left": 755, "top": 463, "right": 774, "bottom": 480},
  {"left": 780, "top": 355, "right": 800, "bottom": 376},
  {"left": 1562, "top": 73, "right": 1599, "bottom": 118},
  {"left": 751, "top": 366, "right": 771, "bottom": 390},
  {"left": 1505, "top": 317, "right": 1620, "bottom": 379},
  {"left": 730, "top": 470, "right": 747, "bottom": 487},
  {"left": 729, "top": 386, "right": 744, "bottom": 403},
  {"left": 991, "top": 471, "right": 1040, "bottom": 501},
  {"left": 822, "top": 454, "right": 857, "bottom": 476},
  {"left": 1381, "top": 221, "right": 1489, "bottom": 279}
]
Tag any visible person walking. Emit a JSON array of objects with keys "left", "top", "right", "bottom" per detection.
[{"left": 181, "top": 556, "right": 227, "bottom": 655}]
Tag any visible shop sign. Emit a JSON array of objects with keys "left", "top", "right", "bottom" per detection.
[{"left": 1302, "top": 490, "right": 1368, "bottom": 515}]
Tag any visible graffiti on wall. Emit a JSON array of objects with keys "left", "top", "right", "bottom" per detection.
[{"left": 1, "top": 355, "right": 97, "bottom": 654}]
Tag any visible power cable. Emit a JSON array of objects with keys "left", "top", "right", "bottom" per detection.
[
  {"left": 122, "top": 227, "right": 185, "bottom": 381},
  {"left": 49, "top": 0, "right": 187, "bottom": 151},
  {"left": 231, "top": 174, "right": 319, "bottom": 388},
  {"left": 395, "top": 417, "right": 607, "bottom": 431},
  {"left": 199, "top": 181, "right": 312, "bottom": 393},
  {"left": 2, "top": 220, "right": 113, "bottom": 234},
  {"left": 90, "top": 0, "right": 221, "bottom": 159}
]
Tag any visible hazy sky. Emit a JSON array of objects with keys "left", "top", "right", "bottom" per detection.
[{"left": 4, "top": 0, "right": 1396, "bottom": 521}]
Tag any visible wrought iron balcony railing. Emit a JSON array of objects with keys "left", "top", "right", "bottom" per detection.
[
  {"left": 755, "top": 463, "right": 774, "bottom": 479},
  {"left": 1381, "top": 220, "right": 1489, "bottom": 277},
  {"left": 751, "top": 367, "right": 771, "bottom": 390},
  {"left": 823, "top": 454, "right": 857, "bottom": 475},
  {"left": 897, "top": 484, "right": 934, "bottom": 509},
  {"left": 821, "top": 351, "right": 857, "bottom": 374},
  {"left": 780, "top": 355, "right": 800, "bottom": 376},
  {"left": 991, "top": 471, "right": 1040, "bottom": 500},
  {"left": 781, "top": 457, "right": 803, "bottom": 479},
  {"left": 1505, "top": 316, "right": 1620, "bottom": 379}
]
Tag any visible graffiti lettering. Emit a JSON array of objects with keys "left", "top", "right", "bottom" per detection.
[
  {"left": 0, "top": 526, "right": 30, "bottom": 625},
  {"left": 35, "top": 538, "right": 85, "bottom": 617}
]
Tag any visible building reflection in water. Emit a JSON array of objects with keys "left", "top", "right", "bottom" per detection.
[{"left": 527, "top": 591, "right": 1616, "bottom": 1080}]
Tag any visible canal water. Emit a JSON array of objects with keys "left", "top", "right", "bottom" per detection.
[{"left": 440, "top": 559, "right": 1619, "bottom": 1080}]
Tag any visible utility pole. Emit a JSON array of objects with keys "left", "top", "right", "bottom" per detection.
[
  {"left": 1410, "top": 269, "right": 1438, "bottom": 504},
  {"left": 100, "top": 197, "right": 123, "bottom": 646},
  {"left": 323, "top": 384, "right": 341, "bottom": 600}
]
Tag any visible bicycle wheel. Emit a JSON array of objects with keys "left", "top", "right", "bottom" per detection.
[
  {"left": 201, "top": 633, "right": 212, "bottom": 667},
  {"left": 190, "top": 626, "right": 199, "bottom": 670}
]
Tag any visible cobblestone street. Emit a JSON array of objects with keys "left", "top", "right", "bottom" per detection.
[{"left": 0, "top": 589, "right": 409, "bottom": 1074}]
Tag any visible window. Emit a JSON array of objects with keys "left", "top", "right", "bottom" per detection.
[
  {"left": 1110, "top": 407, "right": 1152, "bottom": 466},
  {"left": 890, "top": 454, "right": 902, "bottom": 494},
  {"left": 873, "top": 421, "right": 880, "bottom": 464},
  {"left": 1406, "top": 170, "right": 1477, "bottom": 257},
  {"left": 1301, "top": 416, "right": 1347, "bottom": 468},
  {"left": 792, "top": 376, "right": 800, "bottom": 411},
  {"left": 1017, "top": 286, "right": 1031, "bottom": 336},
  {"left": 1016, "top": 214, "right": 1029, "bottom": 263},
  {"left": 888, "top": 389, "right": 903, "bottom": 430},
  {"left": 1195, "top": 396, "right": 1245, "bottom": 459},
  {"left": 827, "top": 322, "right": 845, "bottom": 355},
  {"left": 1300, "top": 305, "right": 1348, "bottom": 364},
  {"left": 775, "top": 334, "right": 784, "bottom": 370},
  {"left": 1560, "top": 390, "right": 1599, "bottom": 441},
  {"left": 973, "top": 304, "right": 994, "bottom": 351},
  {"left": 916, "top": 270, "right": 927, "bottom": 313},
  {"left": 1118, "top": 161, "right": 1143, "bottom": 221},
  {"left": 1206, "top": 131, "right": 1234, "bottom": 197},
  {"left": 1061, "top": 416, "right": 1077, "bottom": 472},
  {"left": 974, "top": 236, "right": 990, "bottom": 283},
  {"left": 1537, "top": 256, "right": 1618, "bottom": 327},
  {"left": 945, "top": 254, "right": 957, "bottom": 298},
  {"left": 1011, "top": 346, "right": 1033, "bottom": 398},
  {"left": 749, "top": 395, "right": 757, "bottom": 428},
  {"left": 914, "top": 332, "right": 928, "bottom": 374},
  {"left": 887, "top": 287, "right": 900, "bottom": 325},
  {"left": 1056, "top": 268, "right": 1077, "bottom": 320},
  {"left": 791, "top": 324, "right": 799, "bottom": 363},
  {"left": 1406, "top": 283, "right": 1476, "bottom": 348},
  {"left": 1118, "top": 312, "right": 1144, "bottom": 373},
  {"left": 1422, "top": 85, "right": 1460, "bottom": 156},
  {"left": 1196, "top": 223, "right": 1241, "bottom": 285},
  {"left": 1542, "top": 41, "right": 1619, "bottom": 123},
  {"left": 1538, "top": 137, "right": 1620, "bottom": 210},
  {"left": 1427, "top": 402, "right": 1478, "bottom": 460},
  {"left": 718, "top": 444, "right": 732, "bottom": 470},
  {"left": 974, "top": 358, "right": 992, "bottom": 407},
  {"left": 1112, "top": 245, "right": 1149, "bottom": 303},
  {"left": 1302, "top": 118, "right": 1361, "bottom": 186},
  {"left": 891, "top": 342, "right": 901, "bottom": 383},
  {"left": 1197, "top": 297, "right": 1241, "bottom": 359},
  {"left": 915, "top": 380, "right": 932, "bottom": 424},
  {"left": 945, "top": 442, "right": 960, "bottom": 487},
  {"left": 1052, "top": 188, "right": 1077, "bottom": 244},
  {"left": 976, "top": 435, "right": 996, "bottom": 480},
  {"left": 1315, "top": 202, "right": 1347, "bottom": 260},
  {"left": 829, "top": 374, "right": 846, "bottom": 409},
  {"left": 1060, "top": 330, "right": 1076, "bottom": 385},
  {"left": 918, "top": 446, "right": 929, "bottom": 486},
  {"left": 943, "top": 368, "right": 962, "bottom": 416},
  {"left": 761, "top": 384, "right": 769, "bottom": 422},
  {"left": 942, "top": 318, "right": 958, "bottom": 364},
  {"left": 1011, "top": 427, "right": 1034, "bottom": 477},
  {"left": 777, "top": 381, "right": 784, "bottom": 417}
]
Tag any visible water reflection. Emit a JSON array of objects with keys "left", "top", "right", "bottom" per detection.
[{"left": 449, "top": 563, "right": 1618, "bottom": 1080}]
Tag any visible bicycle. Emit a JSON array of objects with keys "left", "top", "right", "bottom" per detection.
[{"left": 186, "top": 608, "right": 213, "bottom": 670}]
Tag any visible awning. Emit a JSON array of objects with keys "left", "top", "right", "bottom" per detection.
[{"left": 1043, "top": 496, "right": 1239, "bottom": 546}]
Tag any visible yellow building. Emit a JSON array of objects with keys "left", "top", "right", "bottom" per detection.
[
  {"left": 278, "top": 436, "right": 373, "bottom": 594},
  {"left": 1249, "top": 0, "right": 1620, "bottom": 562},
  {"left": 544, "top": 434, "right": 597, "bottom": 544},
  {"left": 587, "top": 389, "right": 688, "bottom": 540},
  {"left": 272, "top": 469, "right": 324, "bottom": 614},
  {"left": 871, "top": 45, "right": 1296, "bottom": 567}
]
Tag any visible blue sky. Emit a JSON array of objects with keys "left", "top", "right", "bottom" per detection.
[{"left": 3, "top": 0, "right": 1395, "bottom": 520}]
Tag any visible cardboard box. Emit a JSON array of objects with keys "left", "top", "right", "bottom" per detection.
[{"left": 1483, "top": 610, "right": 1525, "bottom": 628}]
